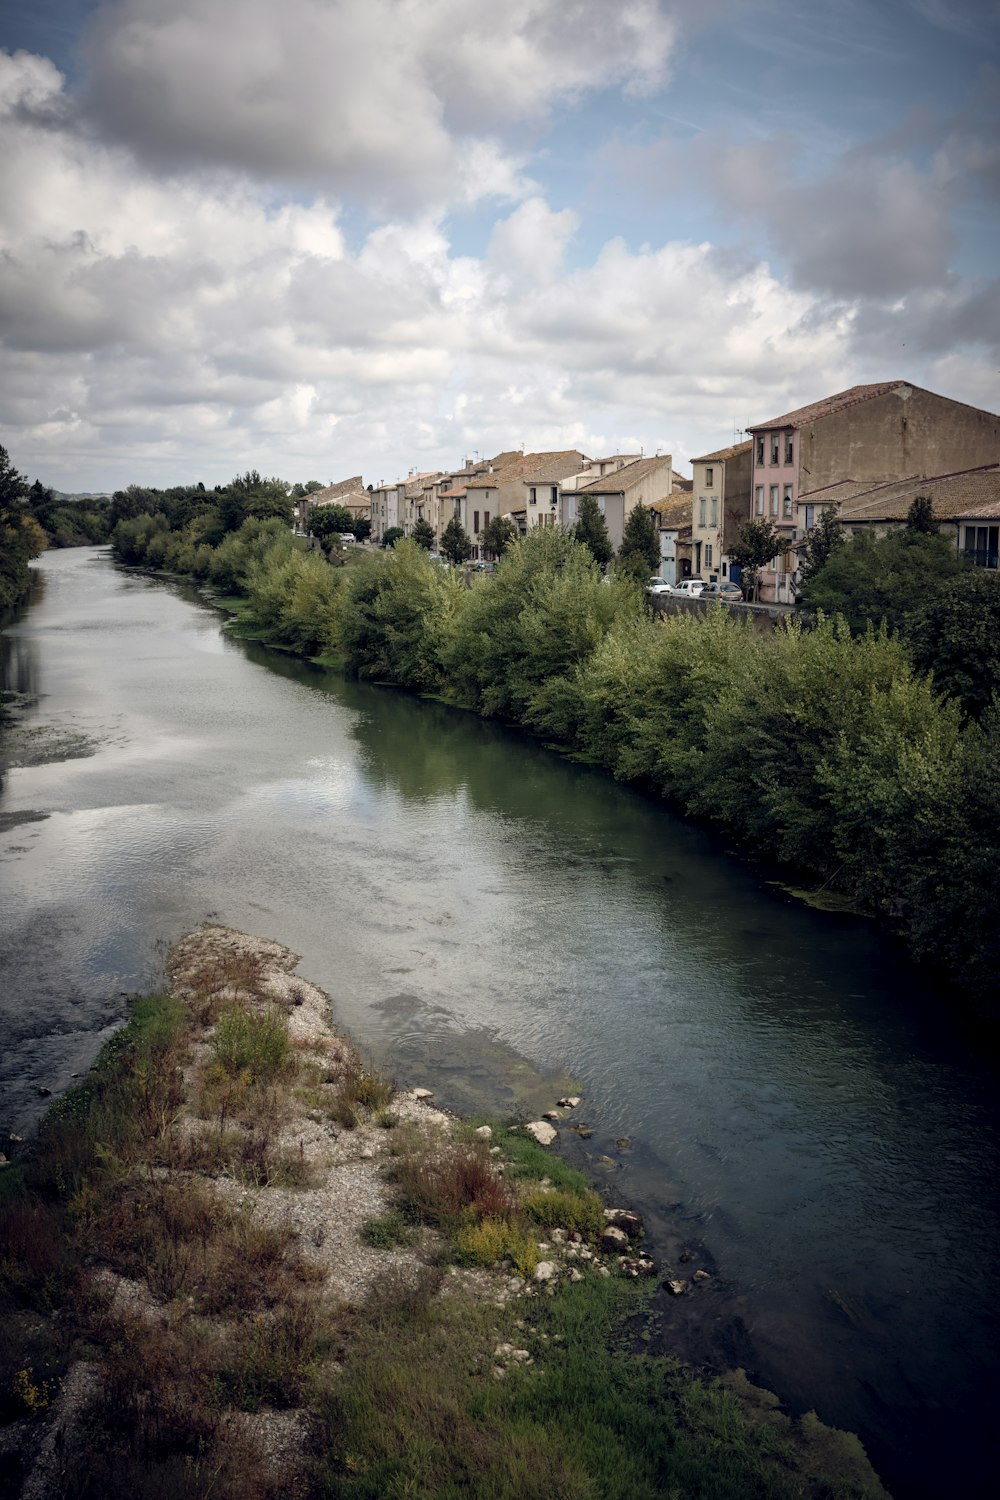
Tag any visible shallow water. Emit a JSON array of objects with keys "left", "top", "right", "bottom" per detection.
[{"left": 1, "top": 549, "right": 996, "bottom": 1496}]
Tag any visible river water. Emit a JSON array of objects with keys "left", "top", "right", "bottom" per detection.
[{"left": 1, "top": 549, "right": 996, "bottom": 1496}]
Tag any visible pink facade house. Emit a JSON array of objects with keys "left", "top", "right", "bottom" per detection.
[{"left": 747, "top": 382, "right": 1000, "bottom": 603}]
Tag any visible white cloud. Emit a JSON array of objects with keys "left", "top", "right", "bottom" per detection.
[{"left": 78, "top": 0, "right": 679, "bottom": 214}]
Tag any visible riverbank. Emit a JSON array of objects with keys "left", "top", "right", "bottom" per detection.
[{"left": 0, "top": 925, "right": 888, "bottom": 1499}]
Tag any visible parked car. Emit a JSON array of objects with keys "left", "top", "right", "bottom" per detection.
[
  {"left": 647, "top": 576, "right": 674, "bottom": 594},
  {"left": 701, "top": 581, "right": 743, "bottom": 602},
  {"left": 669, "top": 578, "right": 707, "bottom": 597}
]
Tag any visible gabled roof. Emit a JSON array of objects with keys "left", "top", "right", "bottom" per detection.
[
  {"left": 838, "top": 465, "right": 1000, "bottom": 524},
  {"left": 465, "top": 450, "right": 587, "bottom": 489},
  {"left": 578, "top": 455, "right": 671, "bottom": 495},
  {"left": 748, "top": 383, "right": 906, "bottom": 432},
  {"left": 691, "top": 440, "right": 752, "bottom": 464},
  {"left": 648, "top": 492, "right": 694, "bottom": 529},
  {"left": 307, "top": 476, "right": 366, "bottom": 506}
]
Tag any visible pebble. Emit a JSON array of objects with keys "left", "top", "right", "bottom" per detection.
[
  {"left": 524, "top": 1121, "right": 557, "bottom": 1146},
  {"left": 474, "top": 1125, "right": 492, "bottom": 1140},
  {"left": 692, "top": 1269, "right": 711, "bottom": 1282},
  {"left": 664, "top": 1279, "right": 686, "bottom": 1296},
  {"left": 534, "top": 1261, "right": 557, "bottom": 1282},
  {"left": 557, "top": 1096, "right": 581, "bottom": 1109}
]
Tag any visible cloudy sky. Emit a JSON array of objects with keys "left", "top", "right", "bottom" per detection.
[{"left": 1, "top": 0, "right": 998, "bottom": 492}]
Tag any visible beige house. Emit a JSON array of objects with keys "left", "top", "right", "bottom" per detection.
[
  {"left": 748, "top": 381, "right": 1000, "bottom": 602},
  {"left": 564, "top": 455, "right": 674, "bottom": 552},
  {"left": 295, "top": 476, "right": 368, "bottom": 535},
  {"left": 689, "top": 441, "right": 752, "bottom": 583},
  {"left": 463, "top": 450, "right": 589, "bottom": 556}
]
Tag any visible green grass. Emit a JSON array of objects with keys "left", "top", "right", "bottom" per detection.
[{"left": 314, "top": 1275, "right": 886, "bottom": 1500}]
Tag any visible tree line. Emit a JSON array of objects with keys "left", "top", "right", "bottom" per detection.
[{"left": 108, "top": 499, "right": 1000, "bottom": 1008}]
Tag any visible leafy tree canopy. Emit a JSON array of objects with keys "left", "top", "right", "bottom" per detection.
[
  {"left": 382, "top": 526, "right": 406, "bottom": 550},
  {"left": 412, "top": 517, "right": 436, "bottom": 550},
  {"left": 573, "top": 493, "right": 613, "bottom": 569},
  {"left": 618, "top": 503, "right": 660, "bottom": 577},
  {"left": 728, "top": 519, "right": 785, "bottom": 601},
  {"left": 797, "top": 528, "right": 964, "bottom": 635},
  {"left": 798, "top": 508, "right": 846, "bottom": 586},
  {"left": 906, "top": 495, "right": 938, "bottom": 535},
  {"left": 481, "top": 515, "right": 518, "bottom": 559},
  {"left": 309, "top": 505, "right": 358, "bottom": 541},
  {"left": 440, "top": 516, "right": 472, "bottom": 564}
]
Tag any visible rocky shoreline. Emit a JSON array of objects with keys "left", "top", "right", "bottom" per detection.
[{"left": 0, "top": 925, "right": 889, "bottom": 1499}]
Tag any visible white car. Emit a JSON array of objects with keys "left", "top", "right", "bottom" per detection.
[
  {"left": 647, "top": 576, "right": 674, "bottom": 594},
  {"left": 669, "top": 578, "right": 707, "bottom": 597}
]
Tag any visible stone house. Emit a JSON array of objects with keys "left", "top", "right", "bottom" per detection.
[
  {"left": 689, "top": 441, "right": 752, "bottom": 583},
  {"left": 463, "top": 450, "right": 589, "bottom": 557},
  {"left": 821, "top": 465, "right": 1000, "bottom": 570},
  {"left": 747, "top": 382, "right": 1000, "bottom": 602},
  {"left": 648, "top": 491, "right": 694, "bottom": 585},
  {"left": 295, "top": 476, "right": 368, "bottom": 535}
]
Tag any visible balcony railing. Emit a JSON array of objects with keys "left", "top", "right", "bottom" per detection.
[{"left": 964, "top": 547, "right": 999, "bottom": 570}]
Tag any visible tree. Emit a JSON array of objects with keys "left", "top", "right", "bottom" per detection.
[
  {"left": 906, "top": 570, "right": 1000, "bottom": 720},
  {"left": 412, "top": 517, "right": 436, "bottom": 550},
  {"left": 906, "top": 495, "right": 938, "bottom": 534},
  {"left": 797, "top": 528, "right": 964, "bottom": 635},
  {"left": 0, "top": 445, "right": 41, "bottom": 610},
  {"left": 727, "top": 519, "right": 784, "bottom": 601},
  {"left": 440, "top": 516, "right": 472, "bottom": 565},
  {"left": 574, "top": 494, "right": 614, "bottom": 569},
  {"left": 382, "top": 526, "right": 405, "bottom": 549},
  {"left": 309, "top": 505, "right": 357, "bottom": 542},
  {"left": 618, "top": 503, "right": 660, "bottom": 579},
  {"left": 481, "top": 515, "right": 518, "bottom": 560},
  {"left": 798, "top": 508, "right": 846, "bottom": 586}
]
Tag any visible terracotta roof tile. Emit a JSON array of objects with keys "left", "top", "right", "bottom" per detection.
[
  {"left": 691, "top": 440, "right": 752, "bottom": 463},
  {"left": 579, "top": 456, "right": 671, "bottom": 494},
  {"left": 748, "top": 383, "right": 905, "bottom": 432},
  {"left": 838, "top": 465, "right": 1000, "bottom": 523}
]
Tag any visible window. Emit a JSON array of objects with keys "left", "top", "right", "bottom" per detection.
[
  {"left": 699, "top": 497, "right": 707, "bottom": 526},
  {"left": 756, "top": 437, "right": 765, "bottom": 465},
  {"left": 805, "top": 504, "right": 815, "bottom": 530},
  {"left": 964, "top": 524, "right": 999, "bottom": 569},
  {"left": 705, "top": 544, "right": 713, "bottom": 566},
  {"left": 705, "top": 467, "right": 714, "bottom": 487},
  {"left": 529, "top": 487, "right": 537, "bottom": 504},
  {"left": 550, "top": 486, "right": 558, "bottom": 504},
  {"left": 773, "top": 551, "right": 784, "bottom": 574},
  {"left": 484, "top": 511, "right": 490, "bottom": 529},
  {"left": 769, "top": 434, "right": 779, "bottom": 465},
  {"left": 782, "top": 485, "right": 793, "bottom": 519},
  {"left": 474, "top": 510, "right": 480, "bottom": 533},
  {"left": 769, "top": 485, "right": 778, "bottom": 516},
  {"left": 710, "top": 497, "right": 718, "bottom": 527},
  {"left": 755, "top": 485, "right": 764, "bottom": 515},
  {"left": 566, "top": 497, "right": 577, "bottom": 521},
  {"left": 596, "top": 498, "right": 606, "bottom": 514},
  {"left": 785, "top": 435, "right": 794, "bottom": 464}
]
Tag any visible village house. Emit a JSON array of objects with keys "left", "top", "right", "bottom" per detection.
[
  {"left": 563, "top": 455, "right": 674, "bottom": 552},
  {"left": 648, "top": 490, "right": 694, "bottom": 585},
  {"left": 809, "top": 465, "right": 1000, "bottom": 569},
  {"left": 463, "top": 450, "right": 589, "bottom": 556},
  {"left": 689, "top": 441, "right": 752, "bottom": 584},
  {"left": 294, "top": 476, "right": 369, "bottom": 535},
  {"left": 747, "top": 382, "right": 1000, "bottom": 602}
]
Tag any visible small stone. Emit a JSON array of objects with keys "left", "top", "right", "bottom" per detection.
[
  {"left": 490, "top": 1145, "right": 501, "bottom": 1154},
  {"left": 664, "top": 1279, "right": 687, "bottom": 1296},
  {"left": 492, "top": 1366, "right": 506, "bottom": 1380},
  {"left": 572, "top": 1125, "right": 593, "bottom": 1139},
  {"left": 534, "top": 1260, "right": 557, "bottom": 1282},
  {"left": 550, "top": 1228, "right": 567, "bottom": 1243},
  {"left": 495, "top": 1343, "right": 514, "bottom": 1358},
  {"left": 8, "top": 1133, "right": 22, "bottom": 1143},
  {"left": 621, "top": 1257, "right": 656, "bottom": 1278},
  {"left": 692, "top": 1269, "right": 711, "bottom": 1282},
  {"left": 537, "top": 1241, "right": 550, "bottom": 1251},
  {"left": 596, "top": 1265, "right": 611, "bottom": 1278},
  {"left": 542, "top": 1110, "right": 562, "bottom": 1122},
  {"left": 615, "top": 1136, "right": 631, "bottom": 1149},
  {"left": 557, "top": 1096, "right": 581, "bottom": 1109},
  {"left": 601, "top": 1226, "right": 629, "bottom": 1252},
  {"left": 569, "top": 1268, "right": 583, "bottom": 1282},
  {"left": 565, "top": 1246, "right": 578, "bottom": 1259},
  {"left": 510, "top": 1349, "right": 531, "bottom": 1363},
  {"left": 474, "top": 1125, "right": 493, "bottom": 1140},
  {"left": 571, "top": 1232, "right": 583, "bottom": 1244},
  {"left": 37, "top": 1086, "right": 51, "bottom": 1097},
  {"left": 524, "top": 1121, "right": 557, "bottom": 1146},
  {"left": 596, "top": 1154, "right": 616, "bottom": 1168},
  {"left": 0, "top": 1153, "right": 7, "bottom": 1166},
  {"left": 413, "top": 1088, "right": 434, "bottom": 1100}
]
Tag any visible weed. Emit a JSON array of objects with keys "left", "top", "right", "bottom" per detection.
[
  {"left": 360, "top": 1211, "right": 416, "bottom": 1250},
  {"left": 392, "top": 1143, "right": 513, "bottom": 1231},
  {"left": 211, "top": 1004, "right": 291, "bottom": 1083},
  {"left": 521, "top": 1186, "right": 605, "bottom": 1241},
  {"left": 452, "top": 1217, "right": 538, "bottom": 1276}
]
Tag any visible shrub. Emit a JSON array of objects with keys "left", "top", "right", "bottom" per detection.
[
  {"left": 210, "top": 1005, "right": 290, "bottom": 1083},
  {"left": 361, "top": 1211, "right": 416, "bottom": 1249},
  {"left": 521, "top": 1187, "right": 605, "bottom": 1241},
  {"left": 392, "top": 1145, "right": 514, "bottom": 1231}
]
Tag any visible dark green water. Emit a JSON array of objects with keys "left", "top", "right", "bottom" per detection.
[{"left": 1, "top": 549, "right": 996, "bottom": 1497}]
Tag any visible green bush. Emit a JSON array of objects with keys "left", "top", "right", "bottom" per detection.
[{"left": 210, "top": 1005, "right": 290, "bottom": 1083}]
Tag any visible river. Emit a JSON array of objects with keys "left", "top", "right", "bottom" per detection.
[{"left": 1, "top": 548, "right": 996, "bottom": 1497}]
